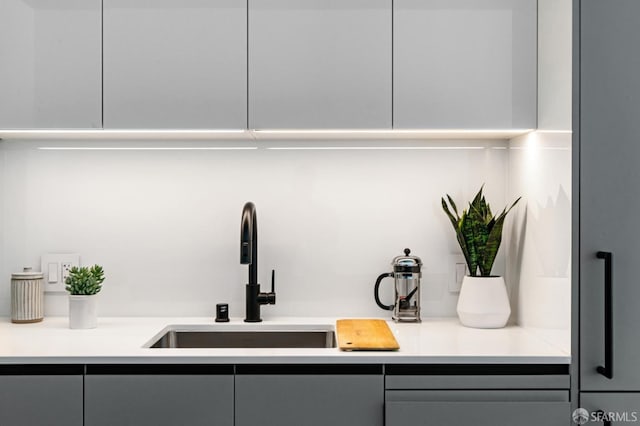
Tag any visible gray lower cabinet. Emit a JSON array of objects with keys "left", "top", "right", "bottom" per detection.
[
  {"left": 579, "top": 0, "right": 640, "bottom": 392},
  {"left": 386, "top": 392, "right": 569, "bottom": 426},
  {"left": 393, "top": 0, "right": 536, "bottom": 129},
  {"left": 84, "top": 366, "right": 234, "bottom": 426},
  {"left": 580, "top": 393, "right": 640, "bottom": 425},
  {"left": 385, "top": 367, "right": 570, "bottom": 426},
  {"left": 249, "top": 0, "right": 392, "bottom": 129},
  {"left": 0, "top": 369, "right": 83, "bottom": 426},
  {"left": 235, "top": 365, "right": 384, "bottom": 426},
  {"left": 0, "top": 0, "right": 102, "bottom": 129},
  {"left": 103, "top": 0, "right": 247, "bottom": 129}
]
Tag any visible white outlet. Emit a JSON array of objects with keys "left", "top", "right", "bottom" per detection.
[
  {"left": 61, "top": 262, "right": 73, "bottom": 283},
  {"left": 41, "top": 254, "right": 80, "bottom": 293}
]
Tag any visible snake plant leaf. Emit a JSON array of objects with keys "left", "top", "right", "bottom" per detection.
[
  {"left": 482, "top": 211, "right": 507, "bottom": 274},
  {"left": 446, "top": 194, "right": 460, "bottom": 217},
  {"left": 442, "top": 197, "right": 473, "bottom": 272},
  {"left": 468, "top": 205, "right": 490, "bottom": 275},
  {"left": 461, "top": 210, "right": 480, "bottom": 276},
  {"left": 481, "top": 197, "right": 521, "bottom": 274},
  {"left": 441, "top": 187, "right": 521, "bottom": 277},
  {"left": 442, "top": 197, "right": 460, "bottom": 230}
]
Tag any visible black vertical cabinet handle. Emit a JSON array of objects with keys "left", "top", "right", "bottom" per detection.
[{"left": 596, "top": 251, "right": 613, "bottom": 379}]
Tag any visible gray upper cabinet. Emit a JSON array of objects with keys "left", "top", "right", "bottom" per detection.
[
  {"left": 0, "top": 0, "right": 102, "bottom": 129},
  {"left": 393, "top": 0, "right": 536, "bottom": 129},
  {"left": 249, "top": 0, "right": 392, "bottom": 129},
  {"left": 580, "top": 0, "right": 640, "bottom": 392},
  {"left": 103, "top": 0, "right": 247, "bottom": 129}
]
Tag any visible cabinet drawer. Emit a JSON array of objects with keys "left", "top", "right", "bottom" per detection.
[
  {"left": 386, "top": 390, "right": 569, "bottom": 402},
  {"left": 386, "top": 401, "right": 570, "bottom": 426},
  {"left": 385, "top": 365, "right": 570, "bottom": 390},
  {"left": 385, "top": 374, "right": 570, "bottom": 390}
]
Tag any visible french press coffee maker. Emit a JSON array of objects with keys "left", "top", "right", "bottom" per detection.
[{"left": 374, "top": 248, "right": 422, "bottom": 322}]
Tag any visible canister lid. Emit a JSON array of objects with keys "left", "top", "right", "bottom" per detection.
[{"left": 11, "top": 267, "right": 44, "bottom": 280}]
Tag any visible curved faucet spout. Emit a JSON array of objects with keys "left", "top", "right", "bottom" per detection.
[
  {"left": 240, "top": 202, "right": 274, "bottom": 322},
  {"left": 240, "top": 201, "right": 258, "bottom": 289}
]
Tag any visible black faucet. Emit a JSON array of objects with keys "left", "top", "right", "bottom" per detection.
[{"left": 240, "top": 201, "right": 275, "bottom": 322}]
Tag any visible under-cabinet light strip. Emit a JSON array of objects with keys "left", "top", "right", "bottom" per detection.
[
  {"left": 533, "top": 130, "right": 573, "bottom": 134},
  {"left": 266, "top": 146, "right": 486, "bottom": 150},
  {"left": 37, "top": 147, "right": 257, "bottom": 151},
  {"left": 253, "top": 129, "right": 534, "bottom": 135},
  {"left": 3, "top": 129, "right": 247, "bottom": 135}
]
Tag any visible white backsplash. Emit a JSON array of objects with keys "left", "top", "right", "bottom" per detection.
[
  {"left": 0, "top": 139, "right": 510, "bottom": 318},
  {"left": 507, "top": 132, "right": 572, "bottom": 334}
]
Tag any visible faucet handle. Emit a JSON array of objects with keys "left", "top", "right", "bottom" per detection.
[
  {"left": 257, "top": 270, "right": 276, "bottom": 306},
  {"left": 267, "top": 269, "right": 276, "bottom": 304},
  {"left": 266, "top": 269, "right": 276, "bottom": 305}
]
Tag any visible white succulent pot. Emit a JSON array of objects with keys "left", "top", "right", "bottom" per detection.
[
  {"left": 69, "top": 295, "right": 97, "bottom": 329},
  {"left": 457, "top": 276, "right": 511, "bottom": 329}
]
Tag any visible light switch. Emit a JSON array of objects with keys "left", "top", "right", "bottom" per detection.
[
  {"left": 456, "top": 263, "right": 466, "bottom": 285},
  {"left": 448, "top": 254, "right": 467, "bottom": 293},
  {"left": 48, "top": 263, "right": 58, "bottom": 283}
]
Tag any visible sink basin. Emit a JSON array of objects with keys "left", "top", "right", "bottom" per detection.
[{"left": 145, "top": 325, "right": 336, "bottom": 349}]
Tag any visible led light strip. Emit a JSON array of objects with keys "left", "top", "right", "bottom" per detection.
[
  {"left": 37, "top": 146, "right": 257, "bottom": 151},
  {"left": 266, "top": 146, "right": 486, "bottom": 150},
  {"left": 1, "top": 129, "right": 246, "bottom": 135},
  {"left": 253, "top": 129, "right": 534, "bottom": 135}
]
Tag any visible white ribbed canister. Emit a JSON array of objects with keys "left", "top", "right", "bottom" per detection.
[{"left": 11, "top": 268, "right": 44, "bottom": 324}]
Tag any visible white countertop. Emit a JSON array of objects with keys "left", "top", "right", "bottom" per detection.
[{"left": 0, "top": 317, "right": 570, "bottom": 364}]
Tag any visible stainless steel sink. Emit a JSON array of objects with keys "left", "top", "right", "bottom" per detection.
[{"left": 145, "top": 325, "right": 336, "bottom": 349}]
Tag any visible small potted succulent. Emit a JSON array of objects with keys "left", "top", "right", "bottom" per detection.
[
  {"left": 442, "top": 187, "right": 520, "bottom": 328},
  {"left": 65, "top": 265, "right": 105, "bottom": 329}
]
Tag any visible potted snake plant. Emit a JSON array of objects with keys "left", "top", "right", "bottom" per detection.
[
  {"left": 65, "top": 265, "right": 105, "bottom": 329},
  {"left": 442, "top": 187, "right": 520, "bottom": 328}
]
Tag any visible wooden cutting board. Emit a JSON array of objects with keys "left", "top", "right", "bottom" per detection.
[{"left": 336, "top": 319, "right": 400, "bottom": 351}]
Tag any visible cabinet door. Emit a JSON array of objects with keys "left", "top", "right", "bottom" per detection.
[
  {"left": 103, "top": 0, "right": 247, "bottom": 129},
  {"left": 235, "top": 366, "right": 384, "bottom": 426},
  {"left": 0, "top": 371, "right": 83, "bottom": 426},
  {"left": 581, "top": 393, "right": 640, "bottom": 425},
  {"left": 393, "top": 0, "right": 536, "bottom": 129},
  {"left": 84, "top": 366, "right": 234, "bottom": 426},
  {"left": 0, "top": 0, "right": 101, "bottom": 129},
  {"left": 386, "top": 391, "right": 569, "bottom": 426},
  {"left": 580, "top": 0, "right": 640, "bottom": 391},
  {"left": 249, "top": 0, "right": 392, "bottom": 129}
]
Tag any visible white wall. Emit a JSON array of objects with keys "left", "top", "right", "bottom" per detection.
[
  {"left": 507, "top": 132, "right": 571, "bottom": 331},
  {"left": 0, "top": 139, "right": 509, "bottom": 318}
]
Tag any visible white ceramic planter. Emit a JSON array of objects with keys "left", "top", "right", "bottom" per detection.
[
  {"left": 69, "top": 295, "right": 97, "bottom": 329},
  {"left": 457, "top": 276, "right": 511, "bottom": 329}
]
